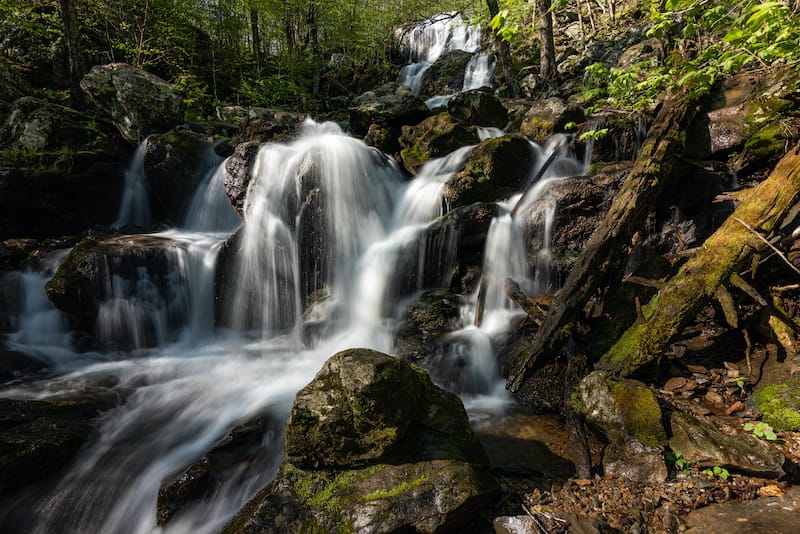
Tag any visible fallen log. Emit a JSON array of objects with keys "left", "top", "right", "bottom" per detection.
[
  {"left": 599, "top": 144, "right": 800, "bottom": 376},
  {"left": 508, "top": 93, "right": 700, "bottom": 392}
]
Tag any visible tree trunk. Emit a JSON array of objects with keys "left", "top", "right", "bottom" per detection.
[
  {"left": 485, "top": 0, "right": 521, "bottom": 98},
  {"left": 508, "top": 93, "right": 700, "bottom": 392},
  {"left": 599, "top": 145, "right": 800, "bottom": 376},
  {"left": 59, "top": 0, "right": 85, "bottom": 109},
  {"left": 251, "top": 8, "right": 262, "bottom": 70},
  {"left": 536, "top": 0, "right": 556, "bottom": 79}
]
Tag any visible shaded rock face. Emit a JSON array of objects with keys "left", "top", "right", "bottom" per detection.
[
  {"left": 669, "top": 411, "right": 785, "bottom": 479},
  {"left": 399, "top": 112, "right": 479, "bottom": 173},
  {"left": 447, "top": 89, "right": 509, "bottom": 128},
  {"left": 80, "top": 63, "right": 184, "bottom": 144},
  {"left": 0, "top": 97, "right": 128, "bottom": 239},
  {"left": 419, "top": 50, "right": 473, "bottom": 98},
  {"left": 445, "top": 135, "right": 535, "bottom": 209},
  {"left": 237, "top": 108, "right": 305, "bottom": 144},
  {"left": 157, "top": 416, "right": 284, "bottom": 526},
  {"left": 224, "top": 348, "right": 498, "bottom": 534},
  {"left": 576, "top": 371, "right": 668, "bottom": 483},
  {"left": 0, "top": 395, "right": 119, "bottom": 497},
  {"left": 575, "top": 113, "right": 647, "bottom": 163},
  {"left": 224, "top": 141, "right": 260, "bottom": 217},
  {"left": 144, "top": 129, "right": 221, "bottom": 222},
  {"left": 519, "top": 97, "right": 584, "bottom": 142},
  {"left": 349, "top": 82, "right": 429, "bottom": 136},
  {"left": 394, "top": 289, "right": 463, "bottom": 364},
  {"left": 0, "top": 61, "right": 28, "bottom": 103},
  {"left": 45, "top": 234, "right": 188, "bottom": 348}
]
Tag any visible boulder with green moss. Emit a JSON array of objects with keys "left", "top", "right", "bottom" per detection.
[
  {"left": 394, "top": 289, "right": 463, "bottom": 364},
  {"left": 519, "top": 97, "right": 584, "bottom": 142},
  {"left": 80, "top": 63, "right": 184, "bottom": 144},
  {"left": 755, "top": 376, "right": 800, "bottom": 432},
  {"left": 444, "top": 135, "right": 534, "bottom": 209},
  {"left": 447, "top": 89, "right": 508, "bottom": 128},
  {"left": 223, "top": 348, "right": 498, "bottom": 533},
  {"left": 399, "top": 112, "right": 479, "bottom": 173},
  {"left": 349, "top": 82, "right": 429, "bottom": 136},
  {"left": 419, "top": 50, "right": 473, "bottom": 98},
  {"left": 576, "top": 371, "right": 668, "bottom": 483},
  {"left": 669, "top": 411, "right": 784, "bottom": 479}
]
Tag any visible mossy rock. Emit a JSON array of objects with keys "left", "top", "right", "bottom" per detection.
[
  {"left": 755, "top": 375, "right": 800, "bottom": 432},
  {"left": 575, "top": 371, "right": 665, "bottom": 447},
  {"left": 224, "top": 348, "right": 498, "bottom": 533},
  {"left": 394, "top": 289, "right": 463, "bottom": 364},
  {"left": 444, "top": 135, "right": 535, "bottom": 209},
  {"left": 399, "top": 112, "right": 479, "bottom": 173},
  {"left": 447, "top": 89, "right": 509, "bottom": 128},
  {"left": 732, "top": 120, "right": 794, "bottom": 177},
  {"left": 419, "top": 50, "right": 474, "bottom": 98},
  {"left": 349, "top": 82, "right": 429, "bottom": 136},
  {"left": 519, "top": 97, "right": 585, "bottom": 143}
]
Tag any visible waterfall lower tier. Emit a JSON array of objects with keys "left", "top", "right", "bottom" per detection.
[{"left": 1, "top": 120, "right": 589, "bottom": 533}]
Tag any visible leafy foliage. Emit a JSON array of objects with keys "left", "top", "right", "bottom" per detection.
[
  {"left": 743, "top": 421, "right": 778, "bottom": 441},
  {"left": 701, "top": 465, "right": 731, "bottom": 480}
]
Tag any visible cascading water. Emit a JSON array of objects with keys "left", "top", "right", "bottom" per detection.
[
  {"left": 462, "top": 54, "right": 497, "bottom": 91},
  {"left": 1, "top": 118, "right": 588, "bottom": 533},
  {"left": 114, "top": 140, "right": 152, "bottom": 229}
]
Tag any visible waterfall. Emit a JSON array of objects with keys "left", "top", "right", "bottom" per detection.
[
  {"left": 396, "top": 13, "right": 482, "bottom": 95},
  {"left": 114, "top": 140, "right": 152, "bottom": 229},
  {"left": 1, "top": 118, "right": 589, "bottom": 533},
  {"left": 462, "top": 54, "right": 496, "bottom": 91}
]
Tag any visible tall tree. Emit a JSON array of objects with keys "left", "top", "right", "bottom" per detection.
[
  {"left": 536, "top": 0, "right": 555, "bottom": 79},
  {"left": 58, "top": 0, "right": 85, "bottom": 108}
]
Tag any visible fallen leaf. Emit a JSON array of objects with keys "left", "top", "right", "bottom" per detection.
[{"left": 758, "top": 485, "right": 784, "bottom": 497}]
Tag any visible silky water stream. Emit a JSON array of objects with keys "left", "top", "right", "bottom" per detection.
[{"left": 0, "top": 120, "right": 588, "bottom": 532}]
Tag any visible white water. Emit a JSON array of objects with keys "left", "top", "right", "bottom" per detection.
[
  {"left": 114, "top": 141, "right": 152, "bottom": 229},
  {"left": 462, "top": 54, "right": 496, "bottom": 91},
  {"left": 1, "top": 122, "right": 587, "bottom": 533}
]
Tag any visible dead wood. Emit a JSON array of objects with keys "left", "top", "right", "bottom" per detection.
[{"left": 508, "top": 93, "right": 700, "bottom": 392}]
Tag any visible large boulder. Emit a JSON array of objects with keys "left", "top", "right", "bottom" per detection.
[
  {"left": 669, "top": 411, "right": 785, "bottom": 479},
  {"left": 576, "top": 371, "right": 668, "bottom": 483},
  {"left": 237, "top": 108, "right": 305, "bottom": 144},
  {"left": 0, "top": 97, "right": 128, "bottom": 239},
  {"left": 45, "top": 234, "right": 189, "bottom": 349},
  {"left": 349, "top": 82, "right": 429, "bottom": 136},
  {"left": 447, "top": 89, "right": 508, "bottom": 128},
  {"left": 224, "top": 349, "right": 497, "bottom": 533},
  {"left": 518, "top": 97, "right": 584, "bottom": 142},
  {"left": 80, "top": 63, "right": 184, "bottom": 144},
  {"left": 444, "top": 135, "right": 535, "bottom": 209},
  {"left": 419, "top": 50, "right": 473, "bottom": 98},
  {"left": 398, "top": 112, "right": 479, "bottom": 173}
]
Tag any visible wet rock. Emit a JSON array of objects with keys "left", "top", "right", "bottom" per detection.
[
  {"left": 0, "top": 395, "right": 119, "bottom": 495},
  {"left": 576, "top": 112, "right": 647, "bottom": 163},
  {"left": 81, "top": 63, "right": 184, "bottom": 144},
  {"left": 349, "top": 82, "right": 429, "bottom": 136},
  {"left": 445, "top": 135, "right": 535, "bottom": 209},
  {"left": 363, "top": 123, "right": 400, "bottom": 155},
  {"left": 157, "top": 416, "right": 283, "bottom": 525},
  {"left": 144, "top": 129, "right": 220, "bottom": 222},
  {"left": 576, "top": 371, "right": 667, "bottom": 483},
  {"left": 447, "top": 89, "right": 508, "bottom": 128},
  {"left": 669, "top": 410, "right": 785, "bottom": 479},
  {"left": 399, "top": 112, "right": 479, "bottom": 173},
  {"left": 394, "top": 289, "right": 463, "bottom": 363},
  {"left": 224, "top": 141, "right": 260, "bottom": 217},
  {"left": 419, "top": 50, "right": 474, "bottom": 98},
  {"left": 224, "top": 348, "right": 498, "bottom": 533},
  {"left": 237, "top": 108, "right": 304, "bottom": 144},
  {"left": 520, "top": 97, "right": 584, "bottom": 142}
]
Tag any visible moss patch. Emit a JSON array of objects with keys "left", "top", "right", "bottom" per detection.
[
  {"left": 609, "top": 379, "right": 666, "bottom": 447},
  {"left": 755, "top": 378, "right": 800, "bottom": 432}
]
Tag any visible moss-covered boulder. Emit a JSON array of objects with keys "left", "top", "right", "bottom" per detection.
[
  {"left": 237, "top": 108, "right": 305, "bottom": 144},
  {"left": 576, "top": 371, "right": 667, "bottom": 483},
  {"left": 0, "top": 395, "right": 119, "bottom": 496},
  {"left": 669, "top": 411, "right": 785, "bottom": 479},
  {"left": 144, "top": 129, "right": 221, "bottom": 222},
  {"left": 349, "top": 82, "right": 429, "bottom": 136},
  {"left": 755, "top": 375, "right": 800, "bottom": 432},
  {"left": 0, "top": 98, "right": 128, "bottom": 239},
  {"left": 519, "top": 97, "right": 584, "bottom": 142},
  {"left": 399, "top": 112, "right": 479, "bottom": 173},
  {"left": 732, "top": 120, "right": 796, "bottom": 178},
  {"left": 447, "top": 89, "right": 509, "bottom": 128},
  {"left": 224, "top": 348, "right": 498, "bottom": 533},
  {"left": 444, "top": 135, "right": 534, "bottom": 209},
  {"left": 419, "top": 50, "right": 473, "bottom": 98},
  {"left": 80, "top": 63, "right": 184, "bottom": 144},
  {"left": 394, "top": 289, "right": 463, "bottom": 364}
]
